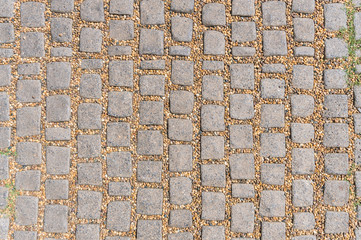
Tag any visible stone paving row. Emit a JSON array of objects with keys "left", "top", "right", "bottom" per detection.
[{"left": 0, "top": 0, "right": 361, "bottom": 239}]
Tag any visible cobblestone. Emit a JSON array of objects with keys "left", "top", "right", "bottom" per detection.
[
  {"left": 15, "top": 170, "right": 41, "bottom": 191},
  {"left": 106, "top": 201, "right": 131, "bottom": 231},
  {"left": 15, "top": 196, "right": 38, "bottom": 226},
  {"left": 137, "top": 160, "right": 162, "bottom": 183},
  {"left": 76, "top": 224, "right": 100, "bottom": 240},
  {"left": 169, "top": 209, "right": 192, "bottom": 228},
  {"left": 77, "top": 190, "right": 102, "bottom": 219},
  {"left": 45, "top": 179, "right": 69, "bottom": 200},
  {"left": 292, "top": 179, "right": 314, "bottom": 207},
  {"left": 260, "top": 190, "right": 285, "bottom": 217},
  {"left": 325, "top": 211, "right": 349, "bottom": 234}
]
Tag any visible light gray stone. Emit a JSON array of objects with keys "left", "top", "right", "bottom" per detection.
[
  {"left": 137, "top": 160, "right": 162, "bottom": 183},
  {"left": 18, "top": 63, "right": 40, "bottom": 75},
  {"left": 292, "top": 148, "right": 315, "bottom": 174},
  {"left": 15, "top": 196, "right": 38, "bottom": 226},
  {"left": 76, "top": 224, "right": 100, "bottom": 240},
  {"left": 201, "top": 136, "right": 224, "bottom": 160},
  {"left": 230, "top": 153, "right": 255, "bottom": 180},
  {"left": 107, "top": 122, "right": 130, "bottom": 147},
  {"left": 325, "top": 38, "right": 348, "bottom": 59},
  {"left": 201, "top": 164, "right": 226, "bottom": 187},
  {"left": 202, "top": 192, "right": 225, "bottom": 220},
  {"left": 169, "top": 144, "right": 193, "bottom": 172},
  {"left": 292, "top": 179, "right": 313, "bottom": 207},
  {"left": 170, "top": 90, "right": 194, "bottom": 114},
  {"left": 291, "top": 94, "right": 314, "bottom": 117},
  {"left": 324, "top": 180, "right": 349, "bottom": 206},
  {"left": 47, "top": 62, "right": 71, "bottom": 90},
  {"left": 261, "top": 104, "right": 285, "bottom": 128},
  {"left": 325, "top": 211, "right": 349, "bottom": 233},
  {"left": 232, "top": 46, "right": 256, "bottom": 56},
  {"left": 81, "top": 59, "right": 103, "bottom": 69},
  {"left": 169, "top": 46, "right": 191, "bottom": 56},
  {"left": 293, "top": 18, "right": 314, "bottom": 42},
  {"left": 0, "top": 23, "right": 14, "bottom": 44},
  {"left": 140, "top": 0, "right": 164, "bottom": 25},
  {"left": 230, "top": 124, "right": 253, "bottom": 149},
  {"left": 201, "top": 105, "right": 225, "bottom": 132},
  {"left": 262, "top": 222, "right": 286, "bottom": 240},
  {"left": 108, "top": 182, "right": 131, "bottom": 196},
  {"left": 46, "top": 146, "right": 70, "bottom": 174},
  {"left": 0, "top": 155, "right": 9, "bottom": 180},
  {"left": 80, "top": 28, "right": 102, "bottom": 52},
  {"left": 107, "top": 201, "right": 131, "bottom": 231},
  {"left": 139, "top": 28, "right": 164, "bottom": 55},
  {"left": 0, "top": 187, "right": 7, "bottom": 210},
  {"left": 325, "top": 153, "right": 348, "bottom": 175},
  {"left": 20, "top": 32, "right": 45, "bottom": 57},
  {"left": 231, "top": 203, "right": 254, "bottom": 233},
  {"left": 202, "top": 3, "right": 226, "bottom": 26},
  {"left": 77, "top": 190, "right": 102, "bottom": 219},
  {"left": 0, "top": 217, "right": 9, "bottom": 239},
  {"left": 0, "top": 127, "right": 10, "bottom": 148},
  {"left": 139, "top": 101, "right": 164, "bottom": 125},
  {"left": 202, "top": 75, "right": 223, "bottom": 101},
  {"left": 109, "top": 20, "right": 134, "bottom": 40},
  {"left": 0, "top": 0, "right": 13, "bottom": 17},
  {"left": 168, "top": 232, "right": 193, "bottom": 240},
  {"left": 292, "top": 0, "right": 314, "bottom": 13},
  {"left": 232, "top": 0, "right": 255, "bottom": 16},
  {"left": 263, "top": 30, "right": 287, "bottom": 56},
  {"left": 15, "top": 170, "right": 41, "bottom": 191},
  {"left": 78, "top": 103, "right": 102, "bottom": 129},
  {"left": 169, "top": 177, "right": 192, "bottom": 205},
  {"left": 171, "top": 16, "right": 193, "bottom": 42},
  {"left": 108, "top": 45, "right": 132, "bottom": 56},
  {"left": 0, "top": 92, "right": 9, "bottom": 121},
  {"left": 46, "top": 95, "right": 71, "bottom": 122},
  {"left": 14, "top": 231, "right": 37, "bottom": 240},
  {"left": 16, "top": 142, "right": 42, "bottom": 166},
  {"left": 260, "top": 190, "right": 285, "bottom": 217},
  {"left": 140, "top": 75, "right": 165, "bottom": 96},
  {"left": 44, "top": 205, "right": 68, "bottom": 233},
  {"left": 323, "top": 123, "right": 349, "bottom": 147},
  {"left": 230, "top": 64, "right": 254, "bottom": 89},
  {"left": 261, "top": 163, "right": 285, "bottom": 185},
  {"left": 204, "top": 30, "right": 225, "bottom": 55},
  {"left": 260, "top": 133, "right": 286, "bottom": 158},
  {"left": 137, "top": 220, "right": 162, "bottom": 240},
  {"left": 80, "top": 74, "right": 102, "bottom": 99},
  {"left": 324, "top": 3, "right": 347, "bottom": 31},
  {"left": 168, "top": 118, "right": 192, "bottom": 141},
  {"left": 77, "top": 162, "right": 102, "bottom": 186},
  {"left": 137, "top": 130, "right": 163, "bottom": 155},
  {"left": 45, "top": 179, "right": 69, "bottom": 200},
  {"left": 51, "top": 0, "right": 74, "bottom": 12},
  {"left": 169, "top": 209, "right": 192, "bottom": 228},
  {"left": 45, "top": 127, "right": 71, "bottom": 141},
  {"left": 171, "top": 0, "right": 194, "bottom": 13},
  {"left": 202, "top": 226, "right": 225, "bottom": 240},
  {"left": 230, "top": 94, "right": 254, "bottom": 119},
  {"left": 293, "top": 212, "right": 315, "bottom": 230},
  {"left": 261, "top": 78, "right": 285, "bottom": 99},
  {"left": 140, "top": 60, "right": 165, "bottom": 70},
  {"left": 262, "top": 1, "right": 286, "bottom": 26},
  {"left": 51, "top": 46, "right": 73, "bottom": 57},
  {"left": 291, "top": 123, "right": 314, "bottom": 143},
  {"left": 292, "top": 65, "right": 314, "bottom": 89},
  {"left": 137, "top": 188, "right": 163, "bottom": 215},
  {"left": 110, "top": 0, "right": 133, "bottom": 15},
  {"left": 323, "top": 94, "right": 348, "bottom": 118},
  {"left": 108, "top": 91, "right": 133, "bottom": 117},
  {"left": 107, "top": 151, "right": 132, "bottom": 178},
  {"left": 77, "top": 134, "right": 101, "bottom": 158},
  {"left": 294, "top": 46, "right": 315, "bottom": 56},
  {"left": 262, "top": 64, "right": 286, "bottom": 73},
  {"left": 171, "top": 60, "right": 194, "bottom": 86},
  {"left": 202, "top": 61, "right": 224, "bottom": 70},
  {"left": 17, "top": 107, "right": 41, "bottom": 137},
  {"left": 232, "top": 183, "right": 255, "bottom": 198},
  {"left": 16, "top": 80, "right": 41, "bottom": 103},
  {"left": 20, "top": 2, "right": 45, "bottom": 27},
  {"left": 80, "top": 0, "right": 104, "bottom": 22},
  {"left": 51, "top": 18, "right": 72, "bottom": 42}
]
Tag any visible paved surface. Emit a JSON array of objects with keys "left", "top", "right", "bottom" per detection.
[{"left": 0, "top": 0, "right": 361, "bottom": 239}]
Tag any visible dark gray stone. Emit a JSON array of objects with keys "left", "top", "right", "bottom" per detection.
[
  {"left": 107, "top": 151, "right": 132, "bottom": 178},
  {"left": 139, "top": 28, "right": 164, "bottom": 55},
  {"left": 171, "top": 60, "right": 194, "bottom": 86},
  {"left": 229, "top": 124, "right": 253, "bottom": 149},
  {"left": 292, "top": 148, "right": 315, "bottom": 174},
  {"left": 201, "top": 136, "right": 224, "bottom": 160},
  {"left": 16, "top": 80, "right": 41, "bottom": 103},
  {"left": 231, "top": 203, "right": 254, "bottom": 233},
  {"left": 51, "top": 18, "right": 72, "bottom": 42},
  {"left": 169, "top": 177, "right": 192, "bottom": 205},
  {"left": 44, "top": 205, "right": 68, "bottom": 233},
  {"left": 260, "top": 133, "right": 286, "bottom": 157},
  {"left": 77, "top": 190, "right": 102, "bottom": 219},
  {"left": 260, "top": 190, "right": 285, "bottom": 217},
  {"left": 202, "top": 192, "right": 225, "bottom": 220},
  {"left": 46, "top": 95, "right": 71, "bottom": 122},
  {"left": 107, "top": 201, "right": 131, "bottom": 231},
  {"left": 202, "top": 3, "right": 226, "bottom": 26},
  {"left": 20, "top": 2, "right": 45, "bottom": 27},
  {"left": 79, "top": 28, "right": 102, "bottom": 52},
  {"left": 137, "top": 160, "right": 162, "bottom": 183},
  {"left": 45, "top": 179, "right": 69, "bottom": 200},
  {"left": 137, "top": 130, "right": 163, "bottom": 155},
  {"left": 230, "top": 153, "right": 255, "bottom": 180},
  {"left": 80, "top": 0, "right": 104, "bottom": 22},
  {"left": 108, "top": 91, "right": 133, "bottom": 117},
  {"left": 204, "top": 30, "right": 225, "bottom": 55},
  {"left": 16, "top": 142, "right": 42, "bottom": 166},
  {"left": 137, "top": 188, "right": 163, "bottom": 215},
  {"left": 17, "top": 107, "right": 41, "bottom": 137},
  {"left": 109, "top": 20, "right": 134, "bottom": 40},
  {"left": 109, "top": 60, "right": 133, "bottom": 87},
  {"left": 15, "top": 196, "right": 38, "bottom": 226},
  {"left": 15, "top": 170, "right": 41, "bottom": 191},
  {"left": 201, "top": 164, "right": 226, "bottom": 187},
  {"left": 140, "top": 75, "right": 165, "bottom": 96},
  {"left": 262, "top": 1, "right": 286, "bottom": 26},
  {"left": 230, "top": 94, "right": 254, "bottom": 119},
  {"left": 47, "top": 62, "right": 71, "bottom": 90},
  {"left": 77, "top": 162, "right": 102, "bottom": 186},
  {"left": 20, "top": 32, "right": 45, "bottom": 57},
  {"left": 292, "top": 179, "right": 314, "bottom": 207},
  {"left": 46, "top": 146, "right": 70, "bottom": 174},
  {"left": 77, "top": 135, "right": 101, "bottom": 158}
]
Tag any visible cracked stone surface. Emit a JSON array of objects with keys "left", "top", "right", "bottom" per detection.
[{"left": 0, "top": 0, "right": 360, "bottom": 239}]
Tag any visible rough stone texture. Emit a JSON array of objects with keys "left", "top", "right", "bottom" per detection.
[
  {"left": 169, "top": 177, "right": 192, "bottom": 205},
  {"left": 171, "top": 16, "right": 193, "bottom": 42},
  {"left": 0, "top": 23, "right": 14, "bottom": 44},
  {"left": 171, "top": 60, "right": 194, "bottom": 86},
  {"left": 77, "top": 162, "right": 102, "bottom": 186},
  {"left": 323, "top": 123, "right": 349, "bottom": 147},
  {"left": 80, "top": 0, "right": 105, "bottom": 22},
  {"left": 230, "top": 153, "right": 255, "bottom": 180},
  {"left": 324, "top": 180, "right": 349, "bottom": 206},
  {"left": 325, "top": 211, "right": 349, "bottom": 234},
  {"left": 139, "top": 101, "right": 164, "bottom": 125},
  {"left": 47, "top": 62, "right": 72, "bottom": 90},
  {"left": 16, "top": 80, "right": 41, "bottom": 103},
  {"left": 46, "top": 146, "right": 70, "bottom": 174},
  {"left": 106, "top": 201, "right": 131, "bottom": 231},
  {"left": 292, "top": 65, "right": 314, "bottom": 89},
  {"left": 292, "top": 0, "right": 314, "bottom": 13},
  {"left": 15, "top": 196, "right": 38, "bottom": 226},
  {"left": 168, "top": 118, "right": 193, "bottom": 141},
  {"left": 203, "top": 3, "right": 226, "bottom": 26},
  {"left": 263, "top": 30, "right": 287, "bottom": 56},
  {"left": 325, "top": 153, "right": 348, "bottom": 175},
  {"left": 230, "top": 94, "right": 254, "bottom": 119},
  {"left": 291, "top": 123, "right": 314, "bottom": 143},
  {"left": 43, "top": 205, "right": 68, "bottom": 233},
  {"left": 292, "top": 148, "right": 315, "bottom": 175},
  {"left": 324, "top": 69, "right": 347, "bottom": 89},
  {"left": 46, "top": 95, "right": 71, "bottom": 122},
  {"left": 261, "top": 78, "right": 285, "bottom": 99},
  {"left": 232, "top": 22, "right": 256, "bottom": 42},
  {"left": 260, "top": 133, "right": 286, "bottom": 158},
  {"left": 169, "top": 209, "right": 192, "bottom": 228},
  {"left": 291, "top": 94, "right": 314, "bottom": 117},
  {"left": 169, "top": 144, "right": 193, "bottom": 172},
  {"left": 0, "top": 217, "right": 9, "bottom": 239},
  {"left": 202, "top": 226, "right": 225, "bottom": 240},
  {"left": 77, "top": 190, "right": 102, "bottom": 219},
  {"left": 51, "top": 18, "right": 72, "bottom": 42},
  {"left": 107, "top": 151, "right": 132, "bottom": 178},
  {"left": 260, "top": 104, "right": 285, "bottom": 128},
  {"left": 201, "top": 164, "right": 226, "bottom": 187},
  {"left": 170, "top": 90, "right": 194, "bottom": 114},
  {"left": 107, "top": 122, "right": 131, "bottom": 147},
  {"left": 16, "top": 142, "right": 42, "bottom": 166},
  {"left": 202, "top": 75, "right": 223, "bottom": 100},
  {"left": 108, "top": 182, "right": 131, "bottom": 196},
  {"left": 140, "top": 0, "right": 164, "bottom": 25},
  {"left": 230, "top": 124, "right": 253, "bottom": 149},
  {"left": 137, "top": 130, "right": 163, "bottom": 155},
  {"left": 232, "top": 0, "right": 255, "bottom": 16},
  {"left": 137, "top": 160, "right": 162, "bottom": 183},
  {"left": 201, "top": 105, "right": 225, "bottom": 131},
  {"left": 293, "top": 212, "right": 315, "bottom": 230},
  {"left": 261, "top": 163, "right": 285, "bottom": 185},
  {"left": 0, "top": 65, "right": 11, "bottom": 87},
  {"left": 109, "top": 20, "right": 134, "bottom": 40},
  {"left": 201, "top": 136, "right": 224, "bottom": 160},
  {"left": 80, "top": 74, "right": 102, "bottom": 99},
  {"left": 51, "top": 0, "right": 74, "bottom": 12},
  {"left": 204, "top": 30, "right": 225, "bottom": 55},
  {"left": 232, "top": 183, "right": 255, "bottom": 198},
  {"left": 325, "top": 38, "right": 348, "bottom": 59},
  {"left": 108, "top": 91, "right": 133, "bottom": 117},
  {"left": 14, "top": 231, "right": 37, "bottom": 240},
  {"left": 262, "top": 222, "right": 286, "bottom": 240},
  {"left": 139, "top": 28, "right": 164, "bottom": 55},
  {"left": 260, "top": 190, "right": 285, "bottom": 217},
  {"left": 45, "top": 179, "right": 69, "bottom": 200},
  {"left": 230, "top": 64, "right": 255, "bottom": 90},
  {"left": 76, "top": 224, "right": 100, "bottom": 240},
  {"left": 17, "top": 107, "right": 41, "bottom": 137},
  {"left": 80, "top": 28, "right": 103, "bottom": 52},
  {"left": 137, "top": 188, "right": 163, "bottom": 215},
  {"left": 292, "top": 180, "right": 314, "bottom": 207},
  {"left": 262, "top": 1, "right": 286, "bottom": 26},
  {"left": 231, "top": 203, "right": 255, "bottom": 233},
  {"left": 20, "top": 32, "right": 45, "bottom": 57},
  {"left": 323, "top": 94, "right": 348, "bottom": 118},
  {"left": 15, "top": 170, "right": 41, "bottom": 191},
  {"left": 137, "top": 220, "right": 162, "bottom": 240},
  {"left": 77, "top": 135, "right": 101, "bottom": 158},
  {"left": 324, "top": 3, "right": 347, "bottom": 31},
  {"left": 140, "top": 75, "right": 165, "bottom": 96},
  {"left": 0, "top": 127, "right": 10, "bottom": 149},
  {"left": 202, "top": 192, "right": 225, "bottom": 220},
  {"left": 21, "top": 2, "right": 45, "bottom": 27}
]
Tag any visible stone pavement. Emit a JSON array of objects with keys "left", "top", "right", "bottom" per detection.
[{"left": 1, "top": 0, "right": 361, "bottom": 239}]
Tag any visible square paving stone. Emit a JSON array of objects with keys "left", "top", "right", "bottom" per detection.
[
  {"left": 202, "top": 3, "right": 226, "bottom": 26},
  {"left": 260, "top": 190, "right": 285, "bottom": 217},
  {"left": 77, "top": 190, "right": 102, "bottom": 219},
  {"left": 20, "top": 32, "right": 45, "bottom": 57},
  {"left": 110, "top": 0, "right": 133, "bottom": 15},
  {"left": 17, "top": 107, "right": 41, "bottom": 137},
  {"left": 291, "top": 95, "right": 314, "bottom": 117},
  {"left": 231, "top": 203, "right": 254, "bottom": 233},
  {"left": 109, "top": 20, "right": 134, "bottom": 40},
  {"left": 260, "top": 133, "right": 286, "bottom": 158},
  {"left": 45, "top": 179, "right": 69, "bottom": 200},
  {"left": 324, "top": 3, "right": 347, "bottom": 31},
  {"left": 263, "top": 30, "right": 287, "bottom": 56},
  {"left": 108, "top": 91, "right": 133, "bottom": 117},
  {"left": 292, "top": 0, "right": 314, "bottom": 13},
  {"left": 46, "top": 95, "right": 71, "bottom": 122},
  {"left": 291, "top": 123, "right": 314, "bottom": 143},
  {"left": 137, "top": 220, "right": 162, "bottom": 240},
  {"left": 106, "top": 201, "right": 131, "bottom": 231},
  {"left": 171, "top": 60, "right": 194, "bottom": 86},
  {"left": 44, "top": 205, "right": 68, "bottom": 233},
  {"left": 325, "top": 38, "right": 348, "bottom": 59},
  {"left": 293, "top": 212, "right": 315, "bottom": 230},
  {"left": 80, "top": 0, "right": 104, "bottom": 22},
  {"left": 169, "top": 144, "right": 193, "bottom": 172},
  {"left": 108, "top": 181, "right": 131, "bottom": 196},
  {"left": 230, "top": 153, "right": 255, "bottom": 180},
  {"left": 202, "top": 75, "right": 223, "bottom": 101},
  {"left": 292, "top": 65, "right": 314, "bottom": 89},
  {"left": 261, "top": 104, "right": 285, "bottom": 128},
  {"left": 325, "top": 211, "right": 349, "bottom": 234},
  {"left": 0, "top": 23, "right": 14, "bottom": 44},
  {"left": 232, "top": 22, "right": 256, "bottom": 42},
  {"left": 46, "top": 146, "right": 70, "bottom": 175},
  {"left": 170, "top": 177, "right": 192, "bottom": 205},
  {"left": 80, "top": 74, "right": 102, "bottom": 99},
  {"left": 324, "top": 69, "right": 347, "bottom": 89},
  {"left": 140, "top": 0, "right": 164, "bottom": 25},
  {"left": 76, "top": 224, "right": 100, "bottom": 240},
  {"left": 293, "top": 18, "right": 314, "bottom": 42},
  {"left": 232, "top": 0, "right": 255, "bottom": 16},
  {"left": 324, "top": 180, "right": 349, "bottom": 206},
  {"left": 137, "top": 188, "right": 163, "bottom": 215},
  {"left": 168, "top": 118, "right": 193, "bottom": 141},
  {"left": 0, "top": 0, "right": 14, "bottom": 17},
  {"left": 139, "top": 28, "right": 164, "bottom": 55},
  {"left": 16, "top": 142, "right": 42, "bottom": 166},
  {"left": 16, "top": 80, "right": 41, "bottom": 103},
  {"left": 0, "top": 186, "right": 7, "bottom": 210},
  {"left": 0, "top": 127, "right": 10, "bottom": 149},
  {"left": 170, "top": 90, "right": 194, "bottom": 114},
  {"left": 20, "top": 2, "right": 45, "bottom": 27},
  {"left": 171, "top": 16, "right": 193, "bottom": 42},
  {"left": 262, "top": 1, "right": 286, "bottom": 26},
  {"left": 169, "top": 209, "right": 192, "bottom": 228},
  {"left": 292, "top": 180, "right": 314, "bottom": 207},
  {"left": 137, "top": 161, "right": 162, "bottom": 183},
  {"left": 107, "top": 152, "right": 132, "bottom": 178},
  {"left": 15, "top": 170, "right": 41, "bottom": 191},
  {"left": 51, "top": 18, "right": 72, "bottom": 42},
  {"left": 204, "top": 30, "right": 225, "bottom": 55},
  {"left": 0, "top": 155, "right": 8, "bottom": 180},
  {"left": 171, "top": 0, "right": 194, "bottom": 13},
  {"left": 202, "top": 226, "right": 225, "bottom": 240},
  {"left": 232, "top": 183, "right": 255, "bottom": 198},
  {"left": 109, "top": 60, "right": 133, "bottom": 87},
  {"left": 323, "top": 123, "right": 349, "bottom": 147},
  {"left": 201, "top": 136, "right": 224, "bottom": 160},
  {"left": 137, "top": 130, "right": 163, "bottom": 155},
  {"left": 0, "top": 65, "right": 11, "bottom": 87},
  {"left": 107, "top": 122, "right": 130, "bottom": 147},
  {"left": 18, "top": 63, "right": 40, "bottom": 75},
  {"left": 0, "top": 217, "right": 9, "bottom": 239},
  {"left": 14, "top": 231, "right": 37, "bottom": 240},
  {"left": 80, "top": 28, "right": 102, "bottom": 52},
  {"left": 261, "top": 163, "right": 285, "bottom": 185},
  {"left": 202, "top": 192, "right": 225, "bottom": 220},
  {"left": 77, "top": 135, "right": 101, "bottom": 158},
  {"left": 261, "top": 78, "right": 285, "bottom": 99},
  {"left": 0, "top": 92, "right": 9, "bottom": 121},
  {"left": 140, "top": 75, "right": 165, "bottom": 96},
  {"left": 325, "top": 153, "right": 348, "bottom": 175},
  {"left": 262, "top": 222, "right": 286, "bottom": 240},
  {"left": 77, "top": 162, "right": 102, "bottom": 186},
  {"left": 168, "top": 232, "right": 193, "bottom": 240},
  {"left": 51, "top": 0, "right": 74, "bottom": 12},
  {"left": 139, "top": 101, "right": 164, "bottom": 125},
  {"left": 230, "top": 94, "right": 254, "bottom": 119},
  {"left": 47, "top": 62, "right": 71, "bottom": 90},
  {"left": 292, "top": 148, "right": 315, "bottom": 174},
  {"left": 323, "top": 94, "right": 348, "bottom": 118},
  {"left": 201, "top": 105, "right": 225, "bottom": 132},
  {"left": 230, "top": 125, "right": 253, "bottom": 149},
  {"left": 201, "top": 164, "right": 226, "bottom": 187},
  {"left": 15, "top": 196, "right": 38, "bottom": 226}
]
